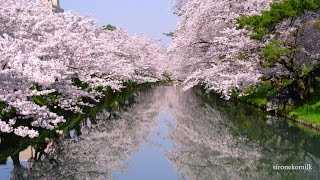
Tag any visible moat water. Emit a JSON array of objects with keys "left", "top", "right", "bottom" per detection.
[{"left": 1, "top": 86, "right": 320, "bottom": 179}]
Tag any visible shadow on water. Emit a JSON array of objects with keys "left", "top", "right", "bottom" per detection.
[{"left": 1, "top": 86, "right": 320, "bottom": 179}]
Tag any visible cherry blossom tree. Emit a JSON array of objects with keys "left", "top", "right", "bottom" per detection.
[
  {"left": 0, "top": 0, "right": 165, "bottom": 138},
  {"left": 168, "top": 0, "right": 276, "bottom": 98}
]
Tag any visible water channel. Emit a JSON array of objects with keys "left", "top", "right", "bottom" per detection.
[{"left": 1, "top": 86, "right": 320, "bottom": 179}]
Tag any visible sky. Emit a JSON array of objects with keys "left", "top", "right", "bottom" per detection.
[{"left": 60, "top": 0, "right": 178, "bottom": 46}]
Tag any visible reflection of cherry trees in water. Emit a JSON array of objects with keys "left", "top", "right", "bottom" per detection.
[
  {"left": 10, "top": 86, "right": 320, "bottom": 179},
  {"left": 25, "top": 88, "right": 167, "bottom": 179},
  {"left": 166, "top": 88, "right": 320, "bottom": 179},
  {"left": 165, "top": 88, "right": 262, "bottom": 179}
]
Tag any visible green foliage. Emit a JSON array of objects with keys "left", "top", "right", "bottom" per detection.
[
  {"left": 262, "top": 40, "right": 290, "bottom": 67},
  {"left": 241, "top": 81, "right": 275, "bottom": 107},
  {"left": 31, "top": 93, "right": 59, "bottom": 107},
  {"left": 299, "top": 64, "right": 314, "bottom": 77},
  {"left": 103, "top": 24, "right": 117, "bottom": 31},
  {"left": 287, "top": 91, "right": 320, "bottom": 125},
  {"left": 241, "top": 79, "right": 294, "bottom": 107},
  {"left": 0, "top": 102, "right": 17, "bottom": 120},
  {"left": 72, "top": 78, "right": 89, "bottom": 90},
  {"left": 237, "top": 0, "right": 320, "bottom": 40},
  {"left": 0, "top": 102, "right": 6, "bottom": 113}
]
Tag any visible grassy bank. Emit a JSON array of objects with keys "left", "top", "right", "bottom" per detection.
[
  {"left": 287, "top": 91, "right": 320, "bottom": 126},
  {"left": 238, "top": 79, "right": 320, "bottom": 131}
]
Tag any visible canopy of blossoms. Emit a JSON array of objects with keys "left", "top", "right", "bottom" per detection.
[
  {"left": 0, "top": 0, "right": 166, "bottom": 138},
  {"left": 168, "top": 0, "right": 275, "bottom": 98}
]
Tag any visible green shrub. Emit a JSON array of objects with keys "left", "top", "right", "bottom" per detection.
[
  {"left": 262, "top": 40, "right": 290, "bottom": 67},
  {"left": 241, "top": 79, "right": 294, "bottom": 107},
  {"left": 237, "top": 0, "right": 320, "bottom": 40}
]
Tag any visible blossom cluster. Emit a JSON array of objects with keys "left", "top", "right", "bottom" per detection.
[{"left": 0, "top": 0, "right": 165, "bottom": 138}]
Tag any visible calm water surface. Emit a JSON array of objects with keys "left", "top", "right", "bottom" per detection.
[{"left": 1, "top": 86, "right": 320, "bottom": 179}]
